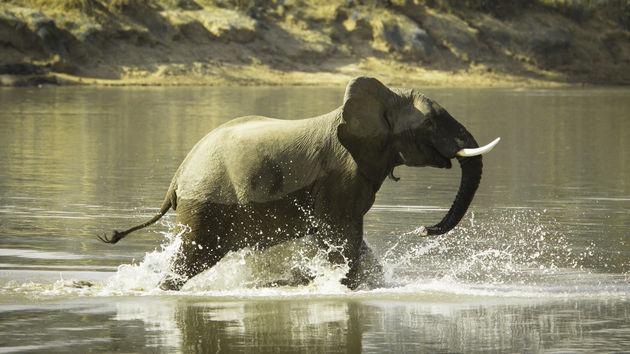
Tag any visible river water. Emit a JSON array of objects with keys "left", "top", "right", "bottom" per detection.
[{"left": 0, "top": 86, "right": 629, "bottom": 352}]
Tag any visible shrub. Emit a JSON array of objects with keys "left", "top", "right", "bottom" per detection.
[
  {"left": 26, "top": 0, "right": 104, "bottom": 15},
  {"left": 539, "top": 0, "right": 596, "bottom": 22},
  {"left": 425, "top": 0, "right": 537, "bottom": 17}
]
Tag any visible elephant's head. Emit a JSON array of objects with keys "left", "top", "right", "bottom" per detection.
[{"left": 337, "top": 77, "right": 499, "bottom": 236}]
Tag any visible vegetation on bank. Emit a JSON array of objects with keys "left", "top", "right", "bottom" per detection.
[{"left": 1, "top": 0, "right": 629, "bottom": 86}]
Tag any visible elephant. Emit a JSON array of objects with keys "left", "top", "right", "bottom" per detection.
[{"left": 99, "top": 77, "right": 499, "bottom": 290}]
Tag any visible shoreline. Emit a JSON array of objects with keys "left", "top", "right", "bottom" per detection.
[{"left": 1, "top": 62, "right": 575, "bottom": 89}]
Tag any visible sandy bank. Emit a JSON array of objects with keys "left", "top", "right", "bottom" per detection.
[{"left": 1, "top": 1, "right": 629, "bottom": 87}]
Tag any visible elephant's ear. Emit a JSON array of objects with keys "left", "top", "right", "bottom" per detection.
[{"left": 338, "top": 77, "right": 397, "bottom": 181}]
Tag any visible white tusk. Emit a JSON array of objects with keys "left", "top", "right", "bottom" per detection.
[{"left": 456, "top": 137, "right": 501, "bottom": 157}]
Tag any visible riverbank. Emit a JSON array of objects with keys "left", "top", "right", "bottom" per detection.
[
  {"left": 0, "top": 60, "right": 565, "bottom": 88},
  {"left": 1, "top": 0, "right": 629, "bottom": 87}
]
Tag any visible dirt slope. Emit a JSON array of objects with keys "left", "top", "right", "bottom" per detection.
[{"left": 1, "top": 0, "right": 629, "bottom": 86}]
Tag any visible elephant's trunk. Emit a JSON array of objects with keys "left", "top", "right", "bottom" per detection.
[{"left": 424, "top": 129, "right": 483, "bottom": 236}]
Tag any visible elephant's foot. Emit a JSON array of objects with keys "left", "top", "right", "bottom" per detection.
[
  {"left": 343, "top": 241, "right": 386, "bottom": 290},
  {"left": 343, "top": 268, "right": 385, "bottom": 290},
  {"left": 262, "top": 278, "right": 310, "bottom": 287},
  {"left": 262, "top": 268, "right": 315, "bottom": 287},
  {"left": 158, "top": 276, "right": 186, "bottom": 291}
]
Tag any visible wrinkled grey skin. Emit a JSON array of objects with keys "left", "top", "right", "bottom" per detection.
[{"left": 100, "top": 77, "right": 483, "bottom": 290}]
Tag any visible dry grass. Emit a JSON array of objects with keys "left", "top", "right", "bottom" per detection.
[
  {"left": 16, "top": 0, "right": 103, "bottom": 14},
  {"left": 198, "top": 0, "right": 257, "bottom": 11},
  {"left": 20, "top": 0, "right": 627, "bottom": 26}
]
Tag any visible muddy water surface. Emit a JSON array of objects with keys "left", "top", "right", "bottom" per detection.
[{"left": 0, "top": 86, "right": 629, "bottom": 352}]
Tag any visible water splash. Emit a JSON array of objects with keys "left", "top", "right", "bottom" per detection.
[
  {"left": 100, "top": 219, "right": 351, "bottom": 295},
  {"left": 2, "top": 209, "right": 628, "bottom": 299},
  {"left": 101, "top": 221, "right": 186, "bottom": 295},
  {"left": 183, "top": 239, "right": 350, "bottom": 294},
  {"left": 380, "top": 209, "right": 630, "bottom": 296}
]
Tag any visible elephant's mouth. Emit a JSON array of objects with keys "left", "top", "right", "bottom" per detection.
[
  {"left": 398, "top": 146, "right": 452, "bottom": 169},
  {"left": 432, "top": 152, "right": 453, "bottom": 169}
]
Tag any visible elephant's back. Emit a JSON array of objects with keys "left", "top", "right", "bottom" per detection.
[
  {"left": 215, "top": 115, "right": 276, "bottom": 129},
  {"left": 173, "top": 115, "right": 326, "bottom": 205}
]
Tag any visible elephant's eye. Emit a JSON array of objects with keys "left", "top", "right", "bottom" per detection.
[{"left": 415, "top": 114, "right": 433, "bottom": 131}]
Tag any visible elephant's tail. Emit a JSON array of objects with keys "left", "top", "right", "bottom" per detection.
[{"left": 98, "top": 188, "right": 177, "bottom": 244}]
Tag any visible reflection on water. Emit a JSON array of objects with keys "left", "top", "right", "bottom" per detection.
[
  {"left": 1, "top": 297, "right": 629, "bottom": 353},
  {"left": 0, "top": 86, "right": 629, "bottom": 352}
]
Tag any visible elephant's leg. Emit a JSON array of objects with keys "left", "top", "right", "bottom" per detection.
[
  {"left": 159, "top": 236, "right": 225, "bottom": 291},
  {"left": 320, "top": 236, "right": 384, "bottom": 290},
  {"left": 159, "top": 202, "right": 228, "bottom": 291},
  {"left": 346, "top": 240, "right": 385, "bottom": 290},
  {"left": 314, "top": 233, "right": 363, "bottom": 289}
]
